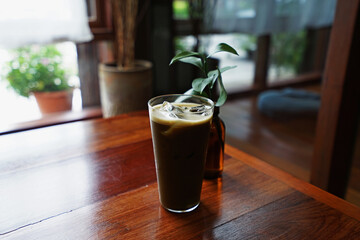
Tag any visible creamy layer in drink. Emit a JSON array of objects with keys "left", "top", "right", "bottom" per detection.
[{"left": 149, "top": 101, "right": 213, "bottom": 212}]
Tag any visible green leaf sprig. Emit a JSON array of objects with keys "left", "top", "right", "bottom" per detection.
[{"left": 169, "top": 43, "right": 238, "bottom": 106}]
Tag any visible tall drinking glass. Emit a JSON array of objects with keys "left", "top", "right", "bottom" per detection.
[{"left": 148, "top": 94, "right": 214, "bottom": 213}]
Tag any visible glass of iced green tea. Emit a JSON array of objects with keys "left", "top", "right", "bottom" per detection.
[{"left": 148, "top": 94, "right": 214, "bottom": 213}]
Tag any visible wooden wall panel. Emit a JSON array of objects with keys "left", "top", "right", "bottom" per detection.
[{"left": 311, "top": 0, "right": 360, "bottom": 197}]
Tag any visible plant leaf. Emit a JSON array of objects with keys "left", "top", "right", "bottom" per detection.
[
  {"left": 192, "top": 76, "right": 215, "bottom": 94},
  {"left": 208, "top": 66, "right": 237, "bottom": 89},
  {"left": 169, "top": 51, "right": 202, "bottom": 65},
  {"left": 184, "top": 88, "right": 209, "bottom": 98},
  {"left": 208, "top": 66, "right": 237, "bottom": 77},
  {"left": 208, "top": 43, "right": 239, "bottom": 57},
  {"left": 184, "top": 88, "right": 198, "bottom": 95},
  {"left": 192, "top": 78, "right": 205, "bottom": 92},
  {"left": 219, "top": 65, "right": 237, "bottom": 72},
  {"left": 179, "top": 57, "right": 204, "bottom": 70},
  {"left": 215, "top": 68, "right": 227, "bottom": 106},
  {"left": 207, "top": 70, "right": 219, "bottom": 89}
]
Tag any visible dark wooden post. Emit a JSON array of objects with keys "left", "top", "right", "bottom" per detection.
[
  {"left": 301, "top": 27, "right": 331, "bottom": 74},
  {"left": 254, "top": 35, "right": 271, "bottom": 90},
  {"left": 77, "top": 42, "right": 101, "bottom": 108},
  {"left": 311, "top": 0, "right": 360, "bottom": 198},
  {"left": 151, "top": 0, "right": 174, "bottom": 95}
]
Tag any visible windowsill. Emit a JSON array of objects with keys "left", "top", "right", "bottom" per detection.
[
  {"left": 0, "top": 107, "right": 103, "bottom": 135},
  {"left": 227, "top": 71, "right": 322, "bottom": 99}
]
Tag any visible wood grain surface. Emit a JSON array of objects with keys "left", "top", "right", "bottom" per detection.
[{"left": 1, "top": 111, "right": 360, "bottom": 239}]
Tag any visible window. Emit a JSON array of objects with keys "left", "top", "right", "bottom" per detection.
[
  {"left": 172, "top": 0, "right": 331, "bottom": 95},
  {"left": 0, "top": 0, "right": 97, "bottom": 133},
  {"left": 0, "top": 42, "right": 81, "bottom": 127}
]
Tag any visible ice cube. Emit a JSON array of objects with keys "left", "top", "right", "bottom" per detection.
[
  {"left": 160, "top": 101, "right": 174, "bottom": 112},
  {"left": 168, "top": 112, "right": 179, "bottom": 119},
  {"left": 160, "top": 101, "right": 184, "bottom": 119},
  {"left": 189, "top": 105, "right": 206, "bottom": 113}
]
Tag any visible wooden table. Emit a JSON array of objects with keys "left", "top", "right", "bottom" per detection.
[{"left": 1, "top": 111, "right": 360, "bottom": 239}]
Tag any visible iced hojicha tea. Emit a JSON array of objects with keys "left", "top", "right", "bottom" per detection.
[{"left": 148, "top": 95, "right": 214, "bottom": 213}]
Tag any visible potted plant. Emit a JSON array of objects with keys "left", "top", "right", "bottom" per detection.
[
  {"left": 98, "top": 0, "right": 152, "bottom": 118},
  {"left": 4, "top": 45, "right": 73, "bottom": 114},
  {"left": 170, "top": 42, "right": 239, "bottom": 178}
]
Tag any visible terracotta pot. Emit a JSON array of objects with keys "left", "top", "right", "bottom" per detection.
[
  {"left": 98, "top": 60, "right": 153, "bottom": 118},
  {"left": 33, "top": 89, "right": 73, "bottom": 114}
]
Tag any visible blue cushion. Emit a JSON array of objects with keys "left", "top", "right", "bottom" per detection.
[{"left": 257, "top": 88, "right": 320, "bottom": 119}]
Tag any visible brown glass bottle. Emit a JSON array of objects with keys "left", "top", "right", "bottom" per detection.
[{"left": 204, "top": 107, "right": 225, "bottom": 179}]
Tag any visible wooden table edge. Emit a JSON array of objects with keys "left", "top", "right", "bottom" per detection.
[{"left": 225, "top": 144, "right": 360, "bottom": 221}]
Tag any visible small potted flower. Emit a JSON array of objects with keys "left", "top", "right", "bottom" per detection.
[{"left": 4, "top": 45, "right": 73, "bottom": 114}]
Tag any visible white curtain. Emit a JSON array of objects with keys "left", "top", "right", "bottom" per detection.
[
  {"left": 204, "top": 0, "right": 337, "bottom": 35},
  {"left": 0, "top": 0, "right": 93, "bottom": 49}
]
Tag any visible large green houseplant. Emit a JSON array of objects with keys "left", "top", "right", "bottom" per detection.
[
  {"left": 170, "top": 42, "right": 239, "bottom": 178},
  {"left": 5, "top": 45, "right": 73, "bottom": 114},
  {"left": 98, "top": 0, "right": 152, "bottom": 118}
]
